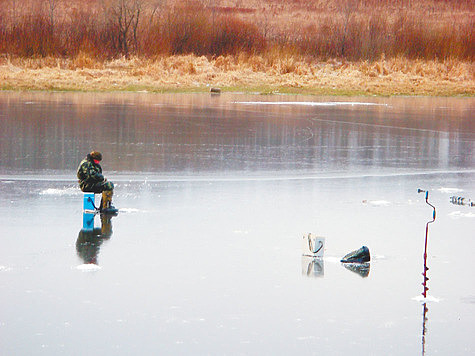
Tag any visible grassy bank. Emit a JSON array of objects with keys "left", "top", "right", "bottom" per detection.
[{"left": 1, "top": 55, "right": 473, "bottom": 96}]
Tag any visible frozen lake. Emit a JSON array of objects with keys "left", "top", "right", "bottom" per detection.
[{"left": 0, "top": 92, "right": 474, "bottom": 355}]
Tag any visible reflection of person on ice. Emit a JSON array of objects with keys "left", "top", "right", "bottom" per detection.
[
  {"left": 76, "top": 214, "right": 113, "bottom": 265},
  {"left": 77, "top": 151, "right": 118, "bottom": 214}
]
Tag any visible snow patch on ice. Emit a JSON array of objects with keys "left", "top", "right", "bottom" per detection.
[
  {"left": 363, "top": 200, "right": 391, "bottom": 206},
  {"left": 40, "top": 187, "right": 80, "bottom": 196},
  {"left": 119, "top": 208, "right": 141, "bottom": 213},
  {"left": 412, "top": 295, "right": 441, "bottom": 303},
  {"left": 449, "top": 211, "right": 475, "bottom": 219},
  {"left": 0, "top": 265, "right": 11, "bottom": 272},
  {"left": 76, "top": 264, "right": 102, "bottom": 271},
  {"left": 438, "top": 187, "right": 463, "bottom": 193}
]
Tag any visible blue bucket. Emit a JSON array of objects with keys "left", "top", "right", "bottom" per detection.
[{"left": 83, "top": 193, "right": 96, "bottom": 212}]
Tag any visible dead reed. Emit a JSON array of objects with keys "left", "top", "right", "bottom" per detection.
[{"left": 0, "top": 0, "right": 473, "bottom": 61}]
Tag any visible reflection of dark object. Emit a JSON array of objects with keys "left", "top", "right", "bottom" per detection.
[
  {"left": 450, "top": 196, "right": 474, "bottom": 207},
  {"left": 422, "top": 303, "right": 429, "bottom": 356},
  {"left": 342, "top": 262, "right": 370, "bottom": 278},
  {"left": 341, "top": 246, "right": 370, "bottom": 263},
  {"left": 76, "top": 214, "right": 113, "bottom": 265}
]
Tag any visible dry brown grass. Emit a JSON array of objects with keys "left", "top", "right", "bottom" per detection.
[{"left": 1, "top": 54, "right": 473, "bottom": 95}]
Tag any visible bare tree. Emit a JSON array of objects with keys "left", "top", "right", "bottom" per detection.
[
  {"left": 103, "top": 0, "right": 143, "bottom": 57},
  {"left": 47, "top": 0, "right": 58, "bottom": 29},
  {"left": 340, "top": 0, "right": 359, "bottom": 57}
]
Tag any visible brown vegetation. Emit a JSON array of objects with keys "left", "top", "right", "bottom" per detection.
[
  {"left": 1, "top": 54, "right": 473, "bottom": 96},
  {"left": 0, "top": 0, "right": 473, "bottom": 94}
]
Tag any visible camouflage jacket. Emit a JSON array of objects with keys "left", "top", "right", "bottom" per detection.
[{"left": 77, "top": 154, "right": 105, "bottom": 192}]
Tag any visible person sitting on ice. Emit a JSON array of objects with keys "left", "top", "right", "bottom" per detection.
[{"left": 77, "top": 151, "right": 118, "bottom": 214}]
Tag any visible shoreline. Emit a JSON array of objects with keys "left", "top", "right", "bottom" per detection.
[{"left": 1, "top": 55, "right": 473, "bottom": 97}]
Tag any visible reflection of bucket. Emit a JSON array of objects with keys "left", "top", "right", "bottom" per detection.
[
  {"left": 83, "top": 193, "right": 95, "bottom": 212},
  {"left": 82, "top": 213, "right": 95, "bottom": 231},
  {"left": 302, "top": 234, "right": 325, "bottom": 257},
  {"left": 301, "top": 256, "right": 324, "bottom": 278}
]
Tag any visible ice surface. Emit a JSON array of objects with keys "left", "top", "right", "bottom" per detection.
[{"left": 1, "top": 92, "right": 474, "bottom": 356}]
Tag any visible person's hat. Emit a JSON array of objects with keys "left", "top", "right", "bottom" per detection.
[{"left": 90, "top": 151, "right": 102, "bottom": 161}]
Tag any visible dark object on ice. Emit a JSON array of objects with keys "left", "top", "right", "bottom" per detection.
[
  {"left": 342, "top": 262, "right": 370, "bottom": 278},
  {"left": 341, "top": 246, "right": 370, "bottom": 263}
]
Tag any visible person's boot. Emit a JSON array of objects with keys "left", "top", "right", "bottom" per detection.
[{"left": 100, "top": 190, "right": 118, "bottom": 215}]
